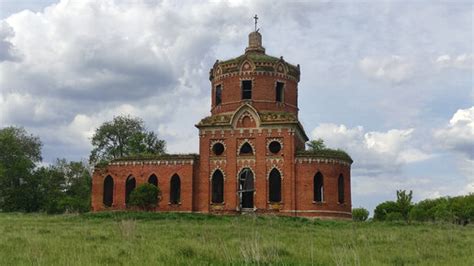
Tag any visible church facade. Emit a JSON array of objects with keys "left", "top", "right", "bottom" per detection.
[{"left": 91, "top": 30, "right": 353, "bottom": 219}]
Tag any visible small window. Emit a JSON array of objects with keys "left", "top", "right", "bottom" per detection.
[
  {"left": 215, "top": 85, "right": 222, "bottom": 105},
  {"left": 268, "top": 141, "right": 281, "bottom": 154},
  {"left": 275, "top": 82, "right": 284, "bottom": 102},
  {"left": 239, "top": 142, "right": 253, "bottom": 155},
  {"left": 212, "top": 142, "right": 225, "bottom": 156},
  {"left": 242, "top": 80, "right": 252, "bottom": 100}
]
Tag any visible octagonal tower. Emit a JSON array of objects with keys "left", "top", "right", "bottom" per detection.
[
  {"left": 195, "top": 29, "right": 352, "bottom": 218},
  {"left": 209, "top": 30, "right": 301, "bottom": 116}
]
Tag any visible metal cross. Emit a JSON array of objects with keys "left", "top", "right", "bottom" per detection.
[{"left": 253, "top": 14, "right": 258, "bottom": 31}]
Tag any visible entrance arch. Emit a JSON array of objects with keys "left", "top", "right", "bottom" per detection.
[{"left": 238, "top": 168, "right": 254, "bottom": 210}]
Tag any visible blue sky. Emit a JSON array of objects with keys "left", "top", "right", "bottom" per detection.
[{"left": 0, "top": 0, "right": 472, "bottom": 214}]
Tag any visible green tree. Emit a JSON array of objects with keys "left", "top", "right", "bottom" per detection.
[
  {"left": 396, "top": 190, "right": 413, "bottom": 221},
  {"left": 0, "top": 127, "right": 42, "bottom": 212},
  {"left": 129, "top": 183, "right": 160, "bottom": 211},
  {"left": 352, "top": 208, "right": 369, "bottom": 221},
  {"left": 89, "top": 115, "right": 166, "bottom": 164},
  {"left": 306, "top": 138, "right": 326, "bottom": 151},
  {"left": 33, "top": 166, "right": 66, "bottom": 214},
  {"left": 54, "top": 159, "right": 92, "bottom": 213}
]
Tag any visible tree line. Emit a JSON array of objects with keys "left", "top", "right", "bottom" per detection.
[
  {"left": 353, "top": 190, "right": 473, "bottom": 225},
  {"left": 0, "top": 115, "right": 165, "bottom": 213}
]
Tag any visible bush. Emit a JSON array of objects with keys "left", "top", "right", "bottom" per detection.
[
  {"left": 129, "top": 183, "right": 160, "bottom": 210},
  {"left": 352, "top": 208, "right": 369, "bottom": 222},
  {"left": 373, "top": 201, "right": 398, "bottom": 221}
]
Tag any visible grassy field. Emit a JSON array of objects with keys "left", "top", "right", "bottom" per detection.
[{"left": 0, "top": 212, "right": 472, "bottom": 265}]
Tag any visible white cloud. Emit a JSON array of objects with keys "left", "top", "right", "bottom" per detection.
[
  {"left": 0, "top": 21, "right": 17, "bottom": 61},
  {"left": 311, "top": 123, "right": 431, "bottom": 176},
  {"left": 434, "top": 106, "right": 474, "bottom": 159},
  {"left": 359, "top": 55, "right": 415, "bottom": 83},
  {"left": 436, "top": 54, "right": 473, "bottom": 70},
  {"left": 434, "top": 107, "right": 474, "bottom": 193}
]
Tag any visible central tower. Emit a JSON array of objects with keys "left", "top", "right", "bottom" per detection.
[{"left": 196, "top": 28, "right": 309, "bottom": 214}]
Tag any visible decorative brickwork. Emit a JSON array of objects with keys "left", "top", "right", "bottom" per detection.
[{"left": 91, "top": 30, "right": 353, "bottom": 219}]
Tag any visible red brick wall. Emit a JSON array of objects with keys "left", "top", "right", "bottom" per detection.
[
  {"left": 294, "top": 159, "right": 352, "bottom": 219},
  {"left": 211, "top": 74, "right": 298, "bottom": 115},
  {"left": 197, "top": 126, "right": 302, "bottom": 214},
  {"left": 91, "top": 160, "right": 198, "bottom": 212}
]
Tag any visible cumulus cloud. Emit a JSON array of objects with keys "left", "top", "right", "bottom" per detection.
[
  {"left": 0, "top": 21, "right": 18, "bottom": 61},
  {"left": 434, "top": 107, "right": 474, "bottom": 159},
  {"left": 434, "top": 107, "right": 474, "bottom": 193},
  {"left": 311, "top": 123, "right": 431, "bottom": 176},
  {"left": 436, "top": 54, "right": 473, "bottom": 70},
  {"left": 0, "top": 0, "right": 253, "bottom": 161},
  {"left": 358, "top": 55, "right": 415, "bottom": 83}
]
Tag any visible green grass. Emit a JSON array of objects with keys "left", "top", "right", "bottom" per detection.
[{"left": 0, "top": 212, "right": 472, "bottom": 265}]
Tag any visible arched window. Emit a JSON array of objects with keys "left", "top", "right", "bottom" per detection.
[
  {"left": 170, "top": 174, "right": 181, "bottom": 204},
  {"left": 148, "top": 174, "right": 158, "bottom": 187},
  {"left": 239, "top": 142, "right": 253, "bottom": 155},
  {"left": 269, "top": 168, "right": 282, "bottom": 202},
  {"left": 125, "top": 176, "right": 136, "bottom": 205},
  {"left": 239, "top": 168, "right": 254, "bottom": 209},
  {"left": 211, "top": 170, "right": 224, "bottom": 203},
  {"left": 103, "top": 175, "right": 114, "bottom": 207},
  {"left": 338, "top": 174, "right": 345, "bottom": 204},
  {"left": 314, "top": 172, "right": 324, "bottom": 202}
]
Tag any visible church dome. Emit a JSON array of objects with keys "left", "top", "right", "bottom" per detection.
[{"left": 209, "top": 31, "right": 300, "bottom": 82}]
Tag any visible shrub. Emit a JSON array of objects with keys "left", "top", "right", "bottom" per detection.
[
  {"left": 129, "top": 183, "right": 160, "bottom": 210},
  {"left": 373, "top": 201, "right": 398, "bottom": 221},
  {"left": 352, "top": 208, "right": 369, "bottom": 222}
]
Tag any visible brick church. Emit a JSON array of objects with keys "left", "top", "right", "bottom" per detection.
[{"left": 92, "top": 27, "right": 353, "bottom": 219}]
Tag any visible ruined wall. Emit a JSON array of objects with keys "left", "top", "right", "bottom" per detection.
[
  {"left": 294, "top": 158, "right": 352, "bottom": 219},
  {"left": 91, "top": 158, "right": 198, "bottom": 212}
]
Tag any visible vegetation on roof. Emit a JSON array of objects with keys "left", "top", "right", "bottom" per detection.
[
  {"left": 296, "top": 149, "right": 353, "bottom": 163},
  {"left": 297, "top": 139, "right": 353, "bottom": 163}
]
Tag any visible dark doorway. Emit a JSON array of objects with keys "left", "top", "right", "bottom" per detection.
[
  {"left": 239, "top": 168, "right": 254, "bottom": 209},
  {"left": 103, "top": 175, "right": 114, "bottom": 207},
  {"left": 148, "top": 174, "right": 158, "bottom": 187},
  {"left": 269, "top": 169, "right": 281, "bottom": 202},
  {"left": 125, "top": 176, "right": 136, "bottom": 205},
  {"left": 211, "top": 170, "right": 224, "bottom": 203},
  {"left": 170, "top": 174, "right": 181, "bottom": 204}
]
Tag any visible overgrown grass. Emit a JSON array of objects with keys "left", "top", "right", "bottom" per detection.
[{"left": 0, "top": 212, "right": 472, "bottom": 265}]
